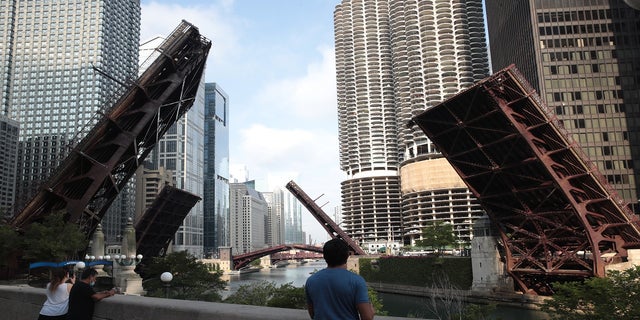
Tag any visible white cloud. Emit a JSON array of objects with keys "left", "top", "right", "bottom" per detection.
[
  {"left": 255, "top": 46, "right": 337, "bottom": 119},
  {"left": 140, "top": 2, "right": 240, "bottom": 67},
  {"left": 237, "top": 124, "right": 314, "bottom": 166}
]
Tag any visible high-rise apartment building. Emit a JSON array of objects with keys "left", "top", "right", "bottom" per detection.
[
  {"left": 138, "top": 36, "right": 207, "bottom": 257},
  {"left": 203, "top": 83, "right": 230, "bottom": 257},
  {"left": 264, "top": 187, "right": 304, "bottom": 245},
  {"left": 134, "top": 165, "right": 174, "bottom": 221},
  {"left": 0, "top": 115, "right": 18, "bottom": 215},
  {"left": 229, "top": 181, "right": 267, "bottom": 254},
  {"left": 262, "top": 192, "right": 283, "bottom": 246},
  {"left": 334, "top": 0, "right": 489, "bottom": 247},
  {"left": 0, "top": 1, "right": 140, "bottom": 238},
  {"left": 486, "top": 0, "right": 640, "bottom": 213}
]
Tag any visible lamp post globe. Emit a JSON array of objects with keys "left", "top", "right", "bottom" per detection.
[
  {"left": 75, "top": 261, "right": 86, "bottom": 270},
  {"left": 160, "top": 272, "right": 173, "bottom": 299},
  {"left": 160, "top": 272, "right": 173, "bottom": 283}
]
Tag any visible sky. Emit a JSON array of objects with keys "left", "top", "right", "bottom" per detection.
[{"left": 140, "top": 0, "right": 343, "bottom": 243}]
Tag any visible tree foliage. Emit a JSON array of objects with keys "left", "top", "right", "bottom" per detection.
[
  {"left": 224, "top": 279, "right": 388, "bottom": 314},
  {"left": 142, "top": 251, "right": 226, "bottom": 302},
  {"left": 267, "top": 282, "right": 306, "bottom": 309},
  {"left": 540, "top": 265, "right": 640, "bottom": 320},
  {"left": 415, "top": 221, "right": 457, "bottom": 253},
  {"left": 224, "top": 280, "right": 307, "bottom": 309},
  {"left": 0, "top": 223, "right": 20, "bottom": 267},
  {"left": 21, "top": 211, "right": 87, "bottom": 262}
]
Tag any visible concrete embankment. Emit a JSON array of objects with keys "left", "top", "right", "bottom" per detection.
[
  {"left": 368, "top": 282, "right": 547, "bottom": 311},
  {"left": 0, "top": 285, "right": 423, "bottom": 320}
]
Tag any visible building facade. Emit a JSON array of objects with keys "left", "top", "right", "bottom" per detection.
[
  {"left": 229, "top": 182, "right": 267, "bottom": 255},
  {"left": 203, "top": 83, "right": 230, "bottom": 257},
  {"left": 0, "top": 115, "right": 18, "bottom": 216},
  {"left": 486, "top": 0, "right": 640, "bottom": 213},
  {"left": 334, "top": 0, "right": 489, "bottom": 248},
  {"left": 264, "top": 187, "right": 304, "bottom": 245},
  {"left": 0, "top": 1, "right": 140, "bottom": 239},
  {"left": 134, "top": 165, "right": 174, "bottom": 221}
]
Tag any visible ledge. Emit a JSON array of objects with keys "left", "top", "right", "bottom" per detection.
[{"left": 0, "top": 285, "right": 415, "bottom": 320}]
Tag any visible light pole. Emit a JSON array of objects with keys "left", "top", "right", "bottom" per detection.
[
  {"left": 73, "top": 261, "right": 86, "bottom": 279},
  {"left": 160, "top": 272, "right": 173, "bottom": 299}
]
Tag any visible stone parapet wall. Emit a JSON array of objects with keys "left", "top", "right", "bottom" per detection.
[{"left": 0, "top": 285, "right": 413, "bottom": 320}]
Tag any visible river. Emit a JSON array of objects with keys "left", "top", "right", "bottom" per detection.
[{"left": 221, "top": 261, "right": 548, "bottom": 319}]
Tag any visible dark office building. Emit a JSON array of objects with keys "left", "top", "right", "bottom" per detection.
[
  {"left": 203, "top": 83, "right": 230, "bottom": 257},
  {"left": 486, "top": 0, "right": 640, "bottom": 213}
]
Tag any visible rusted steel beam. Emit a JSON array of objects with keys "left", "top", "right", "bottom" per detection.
[
  {"left": 11, "top": 21, "right": 211, "bottom": 242},
  {"left": 412, "top": 65, "right": 640, "bottom": 295},
  {"left": 285, "top": 180, "right": 366, "bottom": 255}
]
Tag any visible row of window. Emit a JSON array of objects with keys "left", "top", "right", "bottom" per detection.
[
  {"left": 537, "top": 8, "right": 630, "bottom": 24},
  {"left": 542, "top": 49, "right": 616, "bottom": 62},
  {"left": 546, "top": 89, "right": 623, "bottom": 103},
  {"left": 554, "top": 103, "right": 627, "bottom": 115},
  {"left": 538, "top": 22, "right": 627, "bottom": 36},
  {"left": 540, "top": 36, "right": 619, "bottom": 49},
  {"left": 561, "top": 117, "right": 629, "bottom": 131}
]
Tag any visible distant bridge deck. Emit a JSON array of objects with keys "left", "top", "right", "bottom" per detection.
[{"left": 232, "top": 244, "right": 323, "bottom": 270}]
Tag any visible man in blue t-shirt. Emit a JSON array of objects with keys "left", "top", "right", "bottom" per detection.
[{"left": 305, "top": 238, "right": 374, "bottom": 320}]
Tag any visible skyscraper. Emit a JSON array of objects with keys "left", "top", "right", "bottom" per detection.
[
  {"left": 1, "top": 1, "right": 140, "bottom": 235},
  {"left": 0, "top": 115, "right": 18, "bottom": 216},
  {"left": 203, "top": 83, "right": 230, "bottom": 257},
  {"left": 486, "top": 0, "right": 640, "bottom": 213},
  {"left": 229, "top": 181, "right": 267, "bottom": 254},
  {"left": 334, "top": 0, "right": 489, "bottom": 247}
]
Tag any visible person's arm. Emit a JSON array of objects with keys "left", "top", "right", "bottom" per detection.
[
  {"left": 66, "top": 275, "right": 76, "bottom": 293},
  {"left": 91, "top": 288, "right": 116, "bottom": 301},
  {"left": 307, "top": 302, "right": 314, "bottom": 319},
  {"left": 357, "top": 302, "right": 375, "bottom": 320}
]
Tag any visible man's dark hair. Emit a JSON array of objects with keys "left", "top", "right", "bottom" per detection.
[
  {"left": 80, "top": 268, "right": 98, "bottom": 280},
  {"left": 323, "top": 238, "right": 350, "bottom": 267}
]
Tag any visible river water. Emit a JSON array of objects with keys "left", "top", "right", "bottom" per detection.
[{"left": 221, "top": 261, "right": 548, "bottom": 319}]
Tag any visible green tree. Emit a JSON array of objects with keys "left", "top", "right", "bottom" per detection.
[
  {"left": 224, "top": 280, "right": 388, "bottom": 315},
  {"left": 22, "top": 210, "right": 87, "bottom": 262},
  {"left": 142, "top": 251, "right": 226, "bottom": 301},
  {"left": 368, "top": 286, "right": 388, "bottom": 316},
  {"left": 540, "top": 265, "right": 640, "bottom": 320},
  {"left": 0, "top": 223, "right": 20, "bottom": 267},
  {"left": 267, "top": 282, "right": 306, "bottom": 309},
  {"left": 224, "top": 280, "right": 276, "bottom": 306},
  {"left": 415, "top": 221, "right": 456, "bottom": 254}
]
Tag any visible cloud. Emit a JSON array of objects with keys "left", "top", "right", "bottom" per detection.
[
  {"left": 140, "top": 2, "right": 240, "bottom": 67},
  {"left": 237, "top": 124, "right": 314, "bottom": 166},
  {"left": 254, "top": 46, "right": 337, "bottom": 120}
]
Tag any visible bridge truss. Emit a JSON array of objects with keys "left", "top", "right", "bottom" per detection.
[
  {"left": 286, "top": 180, "right": 365, "bottom": 255},
  {"left": 411, "top": 65, "right": 640, "bottom": 295},
  {"left": 10, "top": 21, "right": 211, "bottom": 240},
  {"left": 232, "top": 244, "right": 323, "bottom": 270}
]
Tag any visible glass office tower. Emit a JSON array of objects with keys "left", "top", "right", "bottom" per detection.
[
  {"left": 486, "top": 0, "right": 640, "bottom": 213},
  {"left": 0, "top": 1, "right": 140, "bottom": 238},
  {"left": 334, "top": 0, "right": 489, "bottom": 248},
  {"left": 0, "top": 115, "right": 18, "bottom": 215},
  {"left": 203, "top": 82, "right": 230, "bottom": 257}
]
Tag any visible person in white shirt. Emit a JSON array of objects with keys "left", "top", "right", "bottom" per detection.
[{"left": 38, "top": 268, "right": 75, "bottom": 320}]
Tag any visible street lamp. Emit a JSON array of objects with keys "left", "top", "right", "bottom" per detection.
[{"left": 160, "top": 272, "right": 173, "bottom": 299}]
